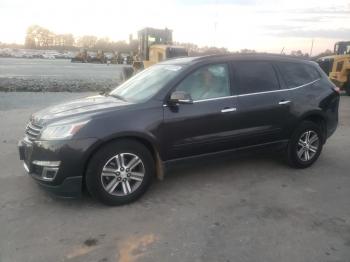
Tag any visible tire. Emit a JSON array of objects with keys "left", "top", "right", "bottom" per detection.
[
  {"left": 85, "top": 139, "right": 155, "bottom": 206},
  {"left": 287, "top": 121, "right": 323, "bottom": 168},
  {"left": 345, "top": 81, "right": 350, "bottom": 96}
]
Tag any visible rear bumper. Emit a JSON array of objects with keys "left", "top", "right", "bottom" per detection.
[
  {"left": 325, "top": 93, "right": 340, "bottom": 139},
  {"left": 18, "top": 137, "right": 98, "bottom": 198}
]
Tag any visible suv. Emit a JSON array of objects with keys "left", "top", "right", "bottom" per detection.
[{"left": 18, "top": 54, "right": 339, "bottom": 205}]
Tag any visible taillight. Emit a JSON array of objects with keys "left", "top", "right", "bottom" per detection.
[
  {"left": 328, "top": 80, "right": 341, "bottom": 93},
  {"left": 332, "top": 86, "right": 341, "bottom": 93}
]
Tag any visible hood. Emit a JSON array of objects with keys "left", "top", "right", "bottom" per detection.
[{"left": 32, "top": 95, "right": 131, "bottom": 125}]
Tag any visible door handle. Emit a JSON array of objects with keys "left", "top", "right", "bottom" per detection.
[
  {"left": 221, "top": 107, "right": 237, "bottom": 113},
  {"left": 278, "top": 100, "right": 291, "bottom": 105}
]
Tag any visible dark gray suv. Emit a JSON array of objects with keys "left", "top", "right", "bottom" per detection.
[{"left": 18, "top": 54, "right": 339, "bottom": 205}]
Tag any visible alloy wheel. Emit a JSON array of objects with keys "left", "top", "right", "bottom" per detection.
[
  {"left": 101, "top": 153, "right": 145, "bottom": 196},
  {"left": 296, "top": 130, "right": 320, "bottom": 162}
]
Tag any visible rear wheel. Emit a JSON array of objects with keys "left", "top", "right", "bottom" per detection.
[
  {"left": 287, "top": 121, "right": 323, "bottom": 168},
  {"left": 85, "top": 140, "right": 155, "bottom": 205}
]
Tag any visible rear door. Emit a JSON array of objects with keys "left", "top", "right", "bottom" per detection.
[
  {"left": 274, "top": 61, "right": 324, "bottom": 136},
  {"left": 230, "top": 61, "right": 289, "bottom": 146}
]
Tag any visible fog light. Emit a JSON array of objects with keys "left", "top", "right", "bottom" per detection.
[
  {"left": 42, "top": 167, "right": 59, "bottom": 181},
  {"left": 32, "top": 160, "right": 60, "bottom": 181}
]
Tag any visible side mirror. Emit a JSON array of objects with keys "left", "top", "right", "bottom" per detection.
[{"left": 169, "top": 91, "right": 193, "bottom": 104}]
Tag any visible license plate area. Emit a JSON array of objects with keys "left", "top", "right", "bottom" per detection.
[
  {"left": 18, "top": 141, "right": 32, "bottom": 161},
  {"left": 18, "top": 145, "right": 26, "bottom": 160}
]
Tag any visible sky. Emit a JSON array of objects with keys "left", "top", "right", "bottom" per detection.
[{"left": 0, "top": 0, "right": 349, "bottom": 55}]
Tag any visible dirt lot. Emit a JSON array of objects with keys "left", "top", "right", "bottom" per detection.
[{"left": 0, "top": 92, "right": 349, "bottom": 262}]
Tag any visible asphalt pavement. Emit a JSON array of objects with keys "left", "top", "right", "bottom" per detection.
[{"left": 0, "top": 92, "right": 349, "bottom": 262}]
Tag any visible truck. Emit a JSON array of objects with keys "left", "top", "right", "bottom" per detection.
[{"left": 317, "top": 41, "right": 350, "bottom": 95}]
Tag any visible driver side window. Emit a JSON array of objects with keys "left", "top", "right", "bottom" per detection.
[{"left": 176, "top": 64, "right": 230, "bottom": 101}]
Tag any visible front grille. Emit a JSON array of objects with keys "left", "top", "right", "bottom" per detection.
[{"left": 25, "top": 121, "right": 43, "bottom": 142}]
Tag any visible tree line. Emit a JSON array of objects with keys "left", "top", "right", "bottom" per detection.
[
  {"left": 24, "top": 25, "right": 138, "bottom": 53},
  {"left": 22, "top": 25, "right": 232, "bottom": 55}
]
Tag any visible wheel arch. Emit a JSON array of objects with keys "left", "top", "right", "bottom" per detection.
[
  {"left": 82, "top": 133, "right": 164, "bottom": 188},
  {"left": 299, "top": 112, "right": 327, "bottom": 143}
]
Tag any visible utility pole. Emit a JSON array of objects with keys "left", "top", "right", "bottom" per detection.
[{"left": 309, "top": 39, "right": 314, "bottom": 57}]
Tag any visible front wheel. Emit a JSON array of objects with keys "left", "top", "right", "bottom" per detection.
[
  {"left": 287, "top": 121, "right": 323, "bottom": 168},
  {"left": 85, "top": 140, "right": 155, "bottom": 205}
]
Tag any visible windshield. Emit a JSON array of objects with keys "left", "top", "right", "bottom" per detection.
[{"left": 110, "top": 64, "right": 184, "bottom": 103}]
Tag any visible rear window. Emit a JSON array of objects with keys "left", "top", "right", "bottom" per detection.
[
  {"left": 233, "top": 61, "right": 279, "bottom": 95},
  {"left": 276, "top": 62, "right": 320, "bottom": 89}
]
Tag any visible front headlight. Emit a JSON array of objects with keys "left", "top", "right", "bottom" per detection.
[{"left": 40, "top": 120, "right": 89, "bottom": 140}]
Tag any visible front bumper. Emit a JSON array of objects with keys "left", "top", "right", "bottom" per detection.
[{"left": 18, "top": 137, "right": 98, "bottom": 198}]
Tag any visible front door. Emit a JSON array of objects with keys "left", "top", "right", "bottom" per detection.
[{"left": 162, "top": 63, "right": 239, "bottom": 160}]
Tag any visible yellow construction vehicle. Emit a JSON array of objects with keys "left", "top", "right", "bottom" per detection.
[
  {"left": 71, "top": 49, "right": 89, "bottom": 63},
  {"left": 71, "top": 49, "right": 106, "bottom": 63},
  {"left": 133, "top": 27, "right": 188, "bottom": 72},
  {"left": 91, "top": 50, "right": 107, "bottom": 63},
  {"left": 317, "top": 41, "right": 350, "bottom": 95}
]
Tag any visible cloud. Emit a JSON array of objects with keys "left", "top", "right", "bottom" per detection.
[
  {"left": 291, "top": 6, "right": 350, "bottom": 14},
  {"left": 268, "top": 27, "right": 350, "bottom": 39},
  {"left": 173, "top": 0, "right": 257, "bottom": 6},
  {"left": 260, "top": 3, "right": 350, "bottom": 39}
]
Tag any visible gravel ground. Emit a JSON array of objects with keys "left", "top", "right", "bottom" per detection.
[
  {"left": 0, "top": 93, "right": 349, "bottom": 262},
  {"left": 0, "top": 58, "right": 129, "bottom": 92}
]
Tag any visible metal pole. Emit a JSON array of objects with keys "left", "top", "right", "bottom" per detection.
[{"left": 310, "top": 39, "right": 314, "bottom": 57}]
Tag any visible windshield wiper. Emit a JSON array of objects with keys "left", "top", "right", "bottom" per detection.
[{"left": 109, "top": 93, "right": 127, "bottom": 102}]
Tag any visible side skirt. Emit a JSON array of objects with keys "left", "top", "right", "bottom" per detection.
[{"left": 163, "top": 140, "right": 289, "bottom": 167}]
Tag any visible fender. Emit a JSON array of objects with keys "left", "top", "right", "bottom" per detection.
[
  {"left": 298, "top": 109, "right": 327, "bottom": 122},
  {"left": 296, "top": 110, "right": 327, "bottom": 142},
  {"left": 83, "top": 131, "right": 165, "bottom": 180}
]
